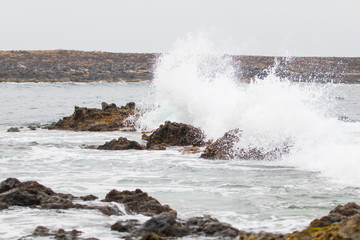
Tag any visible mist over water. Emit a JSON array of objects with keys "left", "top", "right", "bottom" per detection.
[{"left": 139, "top": 35, "right": 360, "bottom": 187}]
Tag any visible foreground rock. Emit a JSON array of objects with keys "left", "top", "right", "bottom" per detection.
[
  {"left": 103, "top": 188, "right": 176, "bottom": 216},
  {"left": 47, "top": 102, "right": 137, "bottom": 131},
  {"left": 146, "top": 121, "right": 205, "bottom": 149},
  {"left": 97, "top": 137, "right": 144, "bottom": 150},
  {"left": 0, "top": 178, "right": 88, "bottom": 210},
  {"left": 286, "top": 202, "right": 360, "bottom": 240},
  {"left": 201, "top": 129, "right": 290, "bottom": 160},
  {"left": 7, "top": 127, "right": 20, "bottom": 132}
]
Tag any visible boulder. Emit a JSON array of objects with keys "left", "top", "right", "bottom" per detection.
[
  {"left": 103, "top": 188, "right": 176, "bottom": 216},
  {"left": 201, "top": 129, "right": 290, "bottom": 160},
  {"left": 47, "top": 102, "right": 137, "bottom": 131},
  {"left": 286, "top": 202, "right": 360, "bottom": 239},
  {"left": 0, "top": 178, "right": 89, "bottom": 210},
  {"left": 146, "top": 121, "right": 205, "bottom": 149},
  {"left": 21, "top": 226, "right": 99, "bottom": 240},
  {"left": 97, "top": 137, "right": 144, "bottom": 150}
]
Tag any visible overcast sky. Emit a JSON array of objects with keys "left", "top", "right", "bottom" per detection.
[{"left": 0, "top": 0, "right": 359, "bottom": 57}]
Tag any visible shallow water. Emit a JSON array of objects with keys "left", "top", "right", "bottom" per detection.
[{"left": 1, "top": 81, "right": 360, "bottom": 239}]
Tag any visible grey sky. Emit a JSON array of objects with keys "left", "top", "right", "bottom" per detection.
[{"left": 0, "top": 0, "right": 359, "bottom": 57}]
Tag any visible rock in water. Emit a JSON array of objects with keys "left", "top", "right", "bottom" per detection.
[
  {"left": 201, "top": 128, "right": 290, "bottom": 160},
  {"left": 103, "top": 188, "right": 176, "bottom": 216},
  {"left": 146, "top": 121, "right": 205, "bottom": 149},
  {"left": 47, "top": 102, "right": 137, "bottom": 131},
  {"left": 7, "top": 127, "right": 20, "bottom": 132},
  {"left": 97, "top": 137, "right": 144, "bottom": 150}
]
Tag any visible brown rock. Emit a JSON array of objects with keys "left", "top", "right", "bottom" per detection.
[
  {"left": 7, "top": 127, "right": 20, "bottom": 132},
  {"left": 97, "top": 137, "right": 144, "bottom": 150},
  {"left": 47, "top": 102, "right": 136, "bottom": 131},
  {"left": 103, "top": 189, "right": 176, "bottom": 216},
  {"left": 147, "top": 121, "right": 205, "bottom": 149}
]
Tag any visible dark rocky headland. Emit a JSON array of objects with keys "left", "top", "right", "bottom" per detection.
[{"left": 0, "top": 50, "right": 359, "bottom": 83}]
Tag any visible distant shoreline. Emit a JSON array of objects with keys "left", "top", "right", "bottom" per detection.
[{"left": 0, "top": 50, "right": 359, "bottom": 83}]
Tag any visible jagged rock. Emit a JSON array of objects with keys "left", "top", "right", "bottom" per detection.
[
  {"left": 103, "top": 189, "right": 176, "bottom": 216},
  {"left": 7, "top": 127, "right": 20, "bottom": 132},
  {"left": 201, "top": 129, "right": 290, "bottom": 160},
  {"left": 286, "top": 202, "right": 360, "bottom": 240},
  {"left": 97, "top": 205, "right": 123, "bottom": 216},
  {"left": 186, "top": 215, "right": 240, "bottom": 238},
  {"left": 47, "top": 102, "right": 136, "bottom": 131},
  {"left": 97, "top": 137, "right": 144, "bottom": 150},
  {"left": 146, "top": 121, "right": 205, "bottom": 149},
  {"left": 0, "top": 178, "right": 89, "bottom": 210},
  {"left": 141, "top": 212, "right": 189, "bottom": 237}
]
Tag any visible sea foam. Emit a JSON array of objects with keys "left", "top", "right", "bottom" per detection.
[{"left": 139, "top": 35, "right": 360, "bottom": 187}]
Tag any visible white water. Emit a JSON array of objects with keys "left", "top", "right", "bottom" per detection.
[{"left": 1, "top": 37, "right": 360, "bottom": 239}]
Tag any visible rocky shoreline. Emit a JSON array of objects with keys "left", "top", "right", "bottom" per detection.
[
  {"left": 1, "top": 177, "right": 360, "bottom": 239},
  {"left": 5, "top": 101, "right": 360, "bottom": 239},
  {"left": 0, "top": 50, "right": 359, "bottom": 83}
]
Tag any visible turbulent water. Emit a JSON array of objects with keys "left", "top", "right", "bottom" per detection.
[{"left": 1, "top": 41, "right": 360, "bottom": 239}]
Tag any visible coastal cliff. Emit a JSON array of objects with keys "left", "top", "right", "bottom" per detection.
[{"left": 0, "top": 50, "right": 359, "bottom": 83}]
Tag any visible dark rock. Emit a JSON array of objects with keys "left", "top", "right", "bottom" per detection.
[
  {"left": 97, "top": 137, "right": 144, "bottom": 150},
  {"left": 142, "top": 134, "right": 149, "bottom": 141},
  {"left": 7, "top": 127, "right": 20, "bottom": 132},
  {"left": 0, "top": 202, "right": 8, "bottom": 210},
  {"left": 47, "top": 102, "right": 137, "bottom": 131},
  {"left": 33, "top": 226, "right": 51, "bottom": 236},
  {"left": 0, "top": 177, "right": 21, "bottom": 193},
  {"left": 80, "top": 194, "right": 98, "bottom": 201},
  {"left": 147, "top": 121, "right": 205, "bottom": 149},
  {"left": 97, "top": 205, "right": 123, "bottom": 216},
  {"left": 186, "top": 215, "right": 240, "bottom": 238},
  {"left": 0, "top": 178, "right": 89, "bottom": 210},
  {"left": 20, "top": 226, "right": 100, "bottom": 240},
  {"left": 141, "top": 212, "right": 189, "bottom": 237},
  {"left": 201, "top": 129, "right": 290, "bottom": 160},
  {"left": 288, "top": 202, "right": 360, "bottom": 239},
  {"left": 103, "top": 189, "right": 176, "bottom": 216},
  {"left": 140, "top": 232, "right": 167, "bottom": 240},
  {"left": 111, "top": 219, "right": 139, "bottom": 232}
]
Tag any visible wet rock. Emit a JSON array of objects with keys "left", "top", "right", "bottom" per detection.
[
  {"left": 287, "top": 202, "right": 360, "bottom": 240},
  {"left": 186, "top": 215, "right": 240, "bottom": 238},
  {"left": 0, "top": 202, "right": 8, "bottom": 210},
  {"left": 103, "top": 188, "right": 176, "bottom": 216},
  {"left": 201, "top": 129, "right": 290, "bottom": 160},
  {"left": 7, "top": 127, "right": 20, "bottom": 132},
  {"left": 80, "top": 194, "right": 98, "bottom": 201},
  {"left": 140, "top": 232, "right": 167, "bottom": 240},
  {"left": 97, "top": 205, "right": 123, "bottom": 216},
  {"left": 0, "top": 178, "right": 89, "bottom": 210},
  {"left": 97, "top": 137, "right": 144, "bottom": 150},
  {"left": 142, "top": 133, "right": 149, "bottom": 141},
  {"left": 47, "top": 102, "right": 137, "bottom": 131},
  {"left": 111, "top": 219, "right": 140, "bottom": 232},
  {"left": 141, "top": 212, "right": 189, "bottom": 237},
  {"left": 146, "top": 121, "right": 205, "bottom": 149},
  {"left": 28, "top": 125, "right": 36, "bottom": 130},
  {"left": 200, "top": 129, "right": 241, "bottom": 160}
]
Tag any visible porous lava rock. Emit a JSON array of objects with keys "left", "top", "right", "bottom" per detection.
[
  {"left": 47, "top": 102, "right": 137, "bottom": 131},
  {"left": 146, "top": 121, "right": 205, "bottom": 149},
  {"left": 103, "top": 188, "right": 176, "bottom": 216},
  {"left": 97, "top": 137, "right": 144, "bottom": 150},
  {"left": 201, "top": 129, "right": 290, "bottom": 160}
]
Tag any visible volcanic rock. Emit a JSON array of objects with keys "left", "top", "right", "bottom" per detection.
[
  {"left": 47, "top": 102, "right": 137, "bottom": 131},
  {"left": 97, "top": 137, "right": 144, "bottom": 150},
  {"left": 146, "top": 121, "right": 205, "bottom": 149},
  {"left": 103, "top": 188, "right": 176, "bottom": 216}
]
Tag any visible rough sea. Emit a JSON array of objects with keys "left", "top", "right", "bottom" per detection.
[{"left": 1, "top": 39, "right": 360, "bottom": 239}]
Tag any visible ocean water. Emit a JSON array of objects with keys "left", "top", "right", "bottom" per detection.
[{"left": 1, "top": 41, "right": 360, "bottom": 239}]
